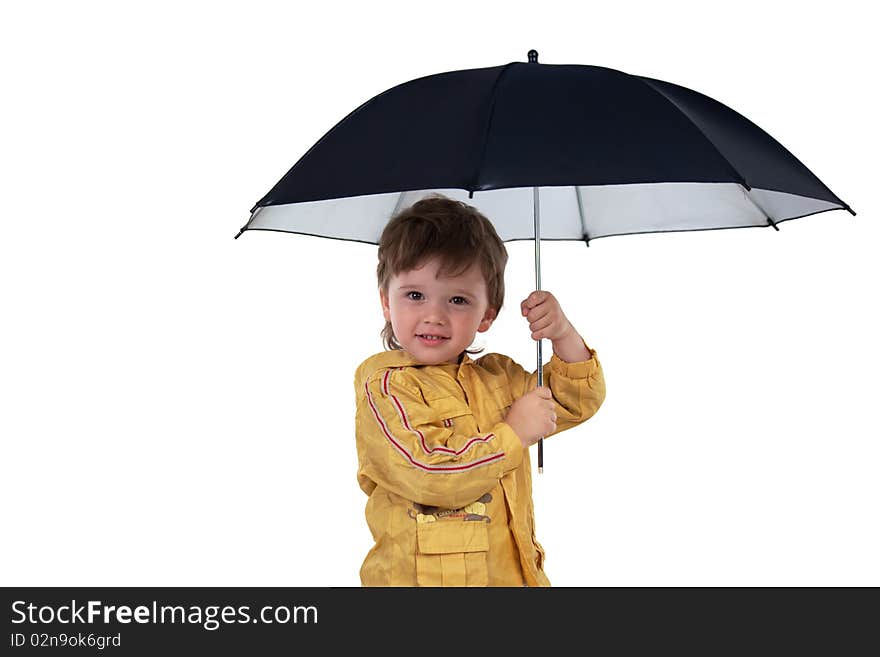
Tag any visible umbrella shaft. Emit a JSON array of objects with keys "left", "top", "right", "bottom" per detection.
[
  {"left": 534, "top": 185, "right": 543, "bottom": 384},
  {"left": 534, "top": 186, "right": 544, "bottom": 472}
]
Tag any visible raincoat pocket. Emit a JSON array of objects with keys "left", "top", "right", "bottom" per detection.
[
  {"left": 416, "top": 520, "right": 489, "bottom": 587},
  {"left": 434, "top": 397, "right": 476, "bottom": 432}
]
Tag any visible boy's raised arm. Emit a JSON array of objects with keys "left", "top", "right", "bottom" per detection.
[
  {"left": 357, "top": 370, "right": 523, "bottom": 509},
  {"left": 533, "top": 345, "right": 605, "bottom": 435},
  {"left": 515, "top": 290, "right": 607, "bottom": 436}
]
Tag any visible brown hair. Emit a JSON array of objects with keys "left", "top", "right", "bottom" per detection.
[{"left": 377, "top": 194, "right": 508, "bottom": 353}]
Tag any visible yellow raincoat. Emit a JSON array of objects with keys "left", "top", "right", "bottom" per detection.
[{"left": 354, "top": 343, "right": 605, "bottom": 587}]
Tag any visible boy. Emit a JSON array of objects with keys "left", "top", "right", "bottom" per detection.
[{"left": 354, "top": 195, "right": 606, "bottom": 587}]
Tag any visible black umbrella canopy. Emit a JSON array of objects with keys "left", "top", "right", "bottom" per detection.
[
  {"left": 239, "top": 51, "right": 855, "bottom": 473},
  {"left": 239, "top": 51, "right": 853, "bottom": 243}
]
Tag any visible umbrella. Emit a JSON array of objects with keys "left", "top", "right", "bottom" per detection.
[{"left": 236, "top": 50, "right": 854, "bottom": 471}]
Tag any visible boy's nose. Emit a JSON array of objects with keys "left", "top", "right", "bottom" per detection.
[{"left": 422, "top": 305, "right": 447, "bottom": 325}]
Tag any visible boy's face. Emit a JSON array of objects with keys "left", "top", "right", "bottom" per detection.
[{"left": 379, "top": 256, "right": 497, "bottom": 365}]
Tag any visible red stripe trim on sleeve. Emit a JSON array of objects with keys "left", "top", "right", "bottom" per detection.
[
  {"left": 380, "top": 369, "right": 495, "bottom": 456},
  {"left": 365, "top": 381, "right": 504, "bottom": 473},
  {"left": 389, "top": 393, "right": 494, "bottom": 456}
]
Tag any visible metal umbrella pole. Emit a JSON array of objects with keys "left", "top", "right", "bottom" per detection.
[
  {"left": 528, "top": 49, "right": 545, "bottom": 474},
  {"left": 533, "top": 185, "right": 545, "bottom": 473}
]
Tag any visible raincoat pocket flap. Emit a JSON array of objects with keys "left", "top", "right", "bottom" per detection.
[
  {"left": 433, "top": 397, "right": 473, "bottom": 420},
  {"left": 417, "top": 520, "right": 489, "bottom": 554}
]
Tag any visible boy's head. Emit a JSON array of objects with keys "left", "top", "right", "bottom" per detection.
[{"left": 377, "top": 194, "right": 508, "bottom": 364}]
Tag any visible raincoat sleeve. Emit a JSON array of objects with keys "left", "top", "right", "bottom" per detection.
[
  {"left": 503, "top": 339, "right": 606, "bottom": 438},
  {"left": 356, "top": 368, "right": 524, "bottom": 509}
]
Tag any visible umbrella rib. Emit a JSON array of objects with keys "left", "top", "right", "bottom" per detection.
[
  {"left": 739, "top": 186, "right": 779, "bottom": 230},
  {"left": 468, "top": 62, "right": 516, "bottom": 199},
  {"left": 574, "top": 186, "right": 591, "bottom": 245},
  {"left": 391, "top": 191, "right": 407, "bottom": 220},
  {"left": 235, "top": 206, "right": 263, "bottom": 239}
]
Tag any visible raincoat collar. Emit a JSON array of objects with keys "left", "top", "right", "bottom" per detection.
[
  {"left": 371, "top": 349, "right": 472, "bottom": 369},
  {"left": 356, "top": 348, "right": 474, "bottom": 386}
]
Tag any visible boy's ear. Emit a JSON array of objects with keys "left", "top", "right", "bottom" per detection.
[
  {"left": 476, "top": 307, "right": 497, "bottom": 333},
  {"left": 379, "top": 289, "right": 391, "bottom": 322}
]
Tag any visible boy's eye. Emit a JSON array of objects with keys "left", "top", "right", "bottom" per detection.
[
  {"left": 406, "top": 291, "right": 423, "bottom": 301},
  {"left": 450, "top": 296, "right": 469, "bottom": 305}
]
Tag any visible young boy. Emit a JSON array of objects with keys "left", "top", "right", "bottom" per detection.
[{"left": 354, "top": 194, "right": 606, "bottom": 587}]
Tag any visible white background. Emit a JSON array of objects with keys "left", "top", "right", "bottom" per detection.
[{"left": 1, "top": 0, "right": 876, "bottom": 587}]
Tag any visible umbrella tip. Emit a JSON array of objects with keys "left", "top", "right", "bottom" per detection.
[{"left": 528, "top": 50, "right": 538, "bottom": 63}]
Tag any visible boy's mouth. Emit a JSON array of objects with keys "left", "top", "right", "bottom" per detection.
[{"left": 416, "top": 334, "right": 449, "bottom": 345}]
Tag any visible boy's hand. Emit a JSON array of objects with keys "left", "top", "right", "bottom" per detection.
[
  {"left": 505, "top": 387, "right": 557, "bottom": 448},
  {"left": 520, "top": 290, "right": 574, "bottom": 342},
  {"left": 521, "top": 290, "right": 592, "bottom": 362}
]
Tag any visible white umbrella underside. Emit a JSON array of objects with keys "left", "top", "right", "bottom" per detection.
[{"left": 244, "top": 183, "right": 843, "bottom": 244}]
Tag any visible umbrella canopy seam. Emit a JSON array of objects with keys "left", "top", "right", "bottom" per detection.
[
  {"left": 469, "top": 62, "right": 516, "bottom": 199},
  {"left": 634, "top": 76, "right": 753, "bottom": 191}
]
